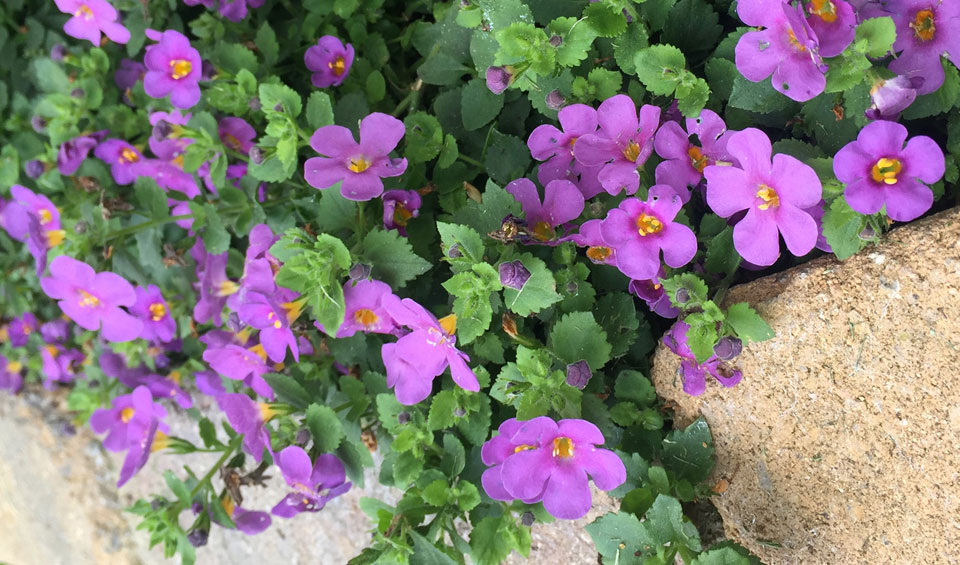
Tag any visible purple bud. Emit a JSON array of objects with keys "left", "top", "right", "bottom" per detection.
[
  {"left": 153, "top": 119, "right": 173, "bottom": 140},
  {"left": 712, "top": 336, "right": 742, "bottom": 361},
  {"left": 70, "top": 88, "right": 85, "bottom": 98},
  {"left": 31, "top": 115, "right": 47, "bottom": 133},
  {"left": 545, "top": 89, "right": 565, "bottom": 110},
  {"left": 349, "top": 263, "right": 372, "bottom": 281},
  {"left": 25, "top": 160, "right": 45, "bottom": 179},
  {"left": 295, "top": 428, "right": 311, "bottom": 445},
  {"left": 565, "top": 281, "right": 578, "bottom": 294},
  {"left": 499, "top": 261, "right": 531, "bottom": 290},
  {"left": 454, "top": 407, "right": 466, "bottom": 418},
  {"left": 201, "top": 60, "right": 217, "bottom": 81},
  {"left": 859, "top": 225, "right": 876, "bottom": 240},
  {"left": 248, "top": 97, "right": 262, "bottom": 112},
  {"left": 249, "top": 146, "right": 265, "bottom": 165},
  {"left": 50, "top": 44, "right": 66, "bottom": 61},
  {"left": 521, "top": 511, "right": 536, "bottom": 526},
  {"left": 74, "top": 221, "right": 88, "bottom": 234},
  {"left": 273, "top": 102, "right": 283, "bottom": 112},
  {"left": 674, "top": 287, "right": 690, "bottom": 304},
  {"left": 549, "top": 35, "right": 562, "bottom": 47},
  {"left": 150, "top": 499, "right": 165, "bottom": 511},
  {"left": 485, "top": 66, "right": 514, "bottom": 95},
  {"left": 447, "top": 244, "right": 462, "bottom": 259},
  {"left": 398, "top": 411, "right": 411, "bottom": 425},
  {"left": 565, "top": 360, "right": 592, "bottom": 390},
  {"left": 187, "top": 529, "right": 209, "bottom": 548}
]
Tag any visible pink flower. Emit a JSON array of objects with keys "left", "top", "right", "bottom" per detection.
[
  {"left": 305, "top": 36, "right": 354, "bottom": 88},
  {"left": 143, "top": 29, "right": 202, "bottom": 109},
  {"left": 55, "top": 0, "right": 130, "bottom": 46}
]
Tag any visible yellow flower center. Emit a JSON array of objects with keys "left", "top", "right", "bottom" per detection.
[
  {"left": 808, "top": 0, "right": 837, "bottom": 23},
  {"left": 223, "top": 134, "right": 241, "bottom": 151},
  {"left": 636, "top": 213, "right": 664, "bottom": 236},
  {"left": 348, "top": 156, "right": 371, "bottom": 173},
  {"left": 169, "top": 59, "right": 192, "bottom": 80},
  {"left": 568, "top": 137, "right": 578, "bottom": 149},
  {"left": 871, "top": 157, "right": 902, "bottom": 185},
  {"left": 283, "top": 298, "right": 307, "bottom": 324},
  {"left": 787, "top": 29, "right": 807, "bottom": 52},
  {"left": 45, "top": 345, "right": 59, "bottom": 358},
  {"left": 393, "top": 204, "right": 414, "bottom": 227},
  {"left": 354, "top": 308, "right": 379, "bottom": 327},
  {"left": 438, "top": 313, "right": 457, "bottom": 336},
  {"left": 258, "top": 402, "right": 278, "bottom": 422},
  {"left": 39, "top": 208, "right": 54, "bottom": 225},
  {"left": 586, "top": 246, "right": 612, "bottom": 262},
  {"left": 532, "top": 220, "right": 554, "bottom": 242},
  {"left": 756, "top": 184, "right": 780, "bottom": 210},
  {"left": 267, "top": 311, "right": 283, "bottom": 329},
  {"left": 169, "top": 370, "right": 182, "bottom": 385},
  {"left": 910, "top": 9, "right": 936, "bottom": 41},
  {"left": 151, "top": 431, "right": 170, "bottom": 453},
  {"left": 120, "top": 407, "right": 135, "bottom": 423},
  {"left": 75, "top": 5, "right": 94, "bottom": 19},
  {"left": 329, "top": 55, "right": 347, "bottom": 77},
  {"left": 45, "top": 229, "right": 66, "bottom": 247},
  {"left": 552, "top": 437, "right": 575, "bottom": 459},
  {"left": 78, "top": 289, "right": 100, "bottom": 308},
  {"left": 622, "top": 140, "right": 641, "bottom": 162},
  {"left": 513, "top": 444, "right": 537, "bottom": 453},
  {"left": 120, "top": 148, "right": 139, "bottom": 163},
  {"left": 216, "top": 280, "right": 239, "bottom": 297},
  {"left": 688, "top": 146, "right": 709, "bottom": 173},
  {"left": 172, "top": 154, "right": 185, "bottom": 169},
  {"left": 7, "top": 361, "right": 23, "bottom": 373},
  {"left": 149, "top": 302, "right": 166, "bottom": 322},
  {"left": 249, "top": 343, "right": 268, "bottom": 362}
]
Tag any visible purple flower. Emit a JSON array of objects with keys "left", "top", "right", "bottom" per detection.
[
  {"left": 485, "top": 417, "right": 626, "bottom": 519},
  {"left": 217, "top": 393, "right": 275, "bottom": 462},
  {"left": 628, "top": 270, "right": 680, "bottom": 318},
  {"left": 0, "top": 186, "right": 61, "bottom": 238},
  {"left": 735, "top": 0, "right": 827, "bottom": 102},
  {"left": 833, "top": 120, "right": 944, "bottom": 222},
  {"left": 41, "top": 345, "right": 85, "bottom": 389},
  {"left": 805, "top": 0, "right": 857, "bottom": 57},
  {"left": 271, "top": 447, "right": 351, "bottom": 518},
  {"left": 331, "top": 279, "right": 399, "bottom": 338},
  {"left": 55, "top": 0, "right": 130, "bottom": 46},
  {"left": 130, "top": 285, "right": 177, "bottom": 343},
  {"left": 599, "top": 185, "right": 698, "bottom": 281},
  {"left": 143, "top": 29, "right": 203, "bottom": 109},
  {"left": 117, "top": 419, "right": 163, "bottom": 487},
  {"left": 195, "top": 370, "right": 226, "bottom": 396},
  {"left": 237, "top": 293, "right": 302, "bottom": 363},
  {"left": 304, "top": 36, "right": 354, "bottom": 88},
  {"left": 663, "top": 321, "right": 743, "bottom": 396},
  {"left": 90, "top": 385, "right": 170, "bottom": 455},
  {"left": 8, "top": 312, "right": 38, "bottom": 347},
  {"left": 94, "top": 139, "right": 144, "bottom": 185},
  {"left": 485, "top": 66, "right": 515, "bottom": 94},
  {"left": 203, "top": 343, "right": 275, "bottom": 400},
  {"left": 216, "top": 0, "right": 265, "bottom": 22},
  {"left": 653, "top": 109, "right": 733, "bottom": 203},
  {"left": 219, "top": 117, "right": 257, "bottom": 154},
  {"left": 192, "top": 242, "right": 238, "bottom": 326},
  {"left": 0, "top": 356, "right": 24, "bottom": 394},
  {"left": 380, "top": 296, "right": 479, "bottom": 405},
  {"left": 888, "top": 0, "right": 960, "bottom": 95},
  {"left": 866, "top": 75, "right": 921, "bottom": 120},
  {"left": 58, "top": 132, "right": 105, "bottom": 175},
  {"left": 506, "top": 178, "right": 585, "bottom": 242},
  {"left": 571, "top": 219, "right": 617, "bottom": 267},
  {"left": 526, "top": 103, "right": 605, "bottom": 199},
  {"left": 381, "top": 190, "right": 421, "bottom": 235},
  {"left": 304, "top": 113, "right": 408, "bottom": 201},
  {"left": 704, "top": 128, "right": 822, "bottom": 266},
  {"left": 573, "top": 95, "right": 661, "bottom": 196},
  {"left": 499, "top": 261, "right": 531, "bottom": 290},
  {"left": 25, "top": 160, "right": 46, "bottom": 179},
  {"left": 40, "top": 256, "right": 143, "bottom": 342},
  {"left": 804, "top": 199, "right": 832, "bottom": 252},
  {"left": 149, "top": 109, "right": 192, "bottom": 159},
  {"left": 40, "top": 319, "right": 70, "bottom": 343},
  {"left": 115, "top": 58, "right": 146, "bottom": 90},
  {"left": 139, "top": 158, "right": 201, "bottom": 198}
]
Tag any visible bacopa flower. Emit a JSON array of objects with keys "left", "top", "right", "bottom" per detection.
[
  {"left": 485, "top": 66, "right": 515, "bottom": 94},
  {"left": 735, "top": 0, "right": 827, "bottom": 102},
  {"left": 40, "top": 256, "right": 143, "bottom": 342},
  {"left": 805, "top": 0, "right": 857, "bottom": 57},
  {"left": 94, "top": 139, "right": 144, "bottom": 185},
  {"left": 653, "top": 109, "right": 734, "bottom": 202},
  {"left": 143, "top": 29, "right": 202, "bottom": 109},
  {"left": 218, "top": 117, "right": 257, "bottom": 154},
  {"left": 41, "top": 345, "right": 85, "bottom": 389},
  {"left": 663, "top": 321, "right": 743, "bottom": 396},
  {"left": 888, "top": 0, "right": 960, "bottom": 95},
  {"left": 217, "top": 393, "right": 276, "bottom": 462},
  {"left": 305, "top": 113, "right": 408, "bottom": 201},
  {"left": 628, "top": 268, "right": 680, "bottom": 319},
  {"left": 833, "top": 120, "right": 945, "bottom": 221},
  {"left": 203, "top": 343, "right": 274, "bottom": 400},
  {"left": 704, "top": 128, "right": 822, "bottom": 266},
  {"left": 271, "top": 446, "right": 351, "bottom": 518},
  {"left": 102, "top": 351, "right": 192, "bottom": 409},
  {"left": 237, "top": 292, "right": 303, "bottom": 363},
  {"left": 216, "top": 0, "right": 265, "bottom": 22},
  {"left": 866, "top": 75, "right": 922, "bottom": 120},
  {"left": 573, "top": 95, "right": 661, "bottom": 196},
  {"left": 55, "top": 0, "right": 130, "bottom": 46},
  {"left": 115, "top": 58, "right": 146, "bottom": 90},
  {"left": 482, "top": 417, "right": 626, "bottom": 520},
  {"left": 571, "top": 219, "right": 617, "bottom": 267},
  {"left": 130, "top": 285, "right": 177, "bottom": 343},
  {"left": 527, "top": 103, "right": 605, "bottom": 199},
  {"left": 1, "top": 185, "right": 62, "bottom": 242},
  {"left": 192, "top": 242, "right": 237, "bottom": 326},
  {"left": 58, "top": 132, "right": 105, "bottom": 175},
  {"left": 506, "top": 178, "right": 585, "bottom": 242},
  {"left": 331, "top": 279, "right": 399, "bottom": 338},
  {"left": 599, "top": 185, "right": 698, "bottom": 281},
  {"left": 8, "top": 312, "right": 39, "bottom": 347},
  {"left": 304, "top": 36, "right": 354, "bottom": 88},
  {"left": 380, "top": 295, "right": 479, "bottom": 405},
  {"left": 0, "top": 355, "right": 24, "bottom": 394},
  {"left": 381, "top": 190, "right": 421, "bottom": 236},
  {"left": 90, "top": 385, "right": 169, "bottom": 455}
]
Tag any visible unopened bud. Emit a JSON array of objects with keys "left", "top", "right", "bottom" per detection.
[
  {"left": 545, "top": 89, "right": 565, "bottom": 110},
  {"left": 398, "top": 411, "right": 411, "bottom": 425},
  {"left": 25, "top": 159, "right": 45, "bottom": 179},
  {"left": 349, "top": 263, "right": 372, "bottom": 281},
  {"left": 521, "top": 511, "right": 536, "bottom": 526},
  {"left": 249, "top": 146, "right": 265, "bottom": 165},
  {"left": 187, "top": 529, "right": 209, "bottom": 548},
  {"left": 70, "top": 88, "right": 85, "bottom": 98},
  {"left": 499, "top": 260, "right": 531, "bottom": 290},
  {"left": 50, "top": 44, "right": 66, "bottom": 61},
  {"left": 248, "top": 97, "right": 262, "bottom": 112},
  {"left": 713, "top": 336, "right": 742, "bottom": 361},
  {"left": 549, "top": 35, "right": 562, "bottom": 47},
  {"left": 485, "top": 66, "right": 514, "bottom": 95},
  {"left": 447, "top": 244, "right": 462, "bottom": 259},
  {"left": 454, "top": 407, "right": 466, "bottom": 418},
  {"left": 31, "top": 116, "right": 47, "bottom": 133},
  {"left": 674, "top": 287, "right": 690, "bottom": 305},
  {"left": 565, "top": 360, "right": 592, "bottom": 390}
]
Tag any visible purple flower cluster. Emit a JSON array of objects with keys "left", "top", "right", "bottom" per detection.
[
  {"left": 663, "top": 321, "right": 743, "bottom": 396},
  {"left": 183, "top": 0, "right": 264, "bottom": 22}
]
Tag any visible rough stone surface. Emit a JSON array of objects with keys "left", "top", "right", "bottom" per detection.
[
  {"left": 652, "top": 208, "right": 960, "bottom": 564},
  {"left": 0, "top": 388, "right": 614, "bottom": 564}
]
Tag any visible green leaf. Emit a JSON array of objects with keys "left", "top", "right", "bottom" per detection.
[
  {"left": 255, "top": 23, "right": 280, "bottom": 67},
  {"left": 259, "top": 83, "right": 302, "bottom": 117},
  {"left": 661, "top": 0, "right": 722, "bottom": 57},
  {"left": 502, "top": 254, "right": 561, "bottom": 316},
  {"left": 634, "top": 44, "right": 687, "bottom": 96},
  {"left": 360, "top": 229, "right": 432, "bottom": 288},
  {"left": 822, "top": 196, "right": 866, "bottom": 260},
  {"left": 614, "top": 370, "right": 657, "bottom": 405},
  {"left": 661, "top": 273, "right": 709, "bottom": 309},
  {"left": 483, "top": 131, "right": 530, "bottom": 185},
  {"left": 676, "top": 76, "right": 711, "bottom": 118},
  {"left": 643, "top": 495, "right": 702, "bottom": 553},
  {"left": 436, "top": 221, "right": 485, "bottom": 265},
  {"left": 586, "top": 512, "right": 646, "bottom": 565},
  {"left": 704, "top": 227, "right": 741, "bottom": 276},
  {"left": 548, "top": 16, "right": 598, "bottom": 67},
  {"left": 404, "top": 112, "right": 445, "bottom": 163},
  {"left": 213, "top": 43, "right": 258, "bottom": 75},
  {"left": 421, "top": 479, "right": 451, "bottom": 506},
  {"left": 440, "top": 434, "right": 466, "bottom": 477},
  {"left": 366, "top": 70, "right": 386, "bottom": 103},
  {"left": 475, "top": 0, "right": 535, "bottom": 31},
  {"left": 134, "top": 177, "right": 170, "bottom": 219},
  {"left": 661, "top": 418, "right": 714, "bottom": 483},
  {"left": 198, "top": 418, "right": 221, "bottom": 448},
  {"left": 469, "top": 516, "right": 513, "bottom": 565},
  {"left": 261, "top": 373, "right": 312, "bottom": 409},
  {"left": 584, "top": 2, "right": 628, "bottom": 38},
  {"left": 410, "top": 531, "right": 457, "bottom": 565},
  {"left": 729, "top": 74, "right": 797, "bottom": 114},
  {"left": 495, "top": 23, "right": 556, "bottom": 77},
  {"left": 693, "top": 546, "right": 757, "bottom": 565},
  {"left": 449, "top": 179, "right": 522, "bottom": 234},
  {"left": 306, "top": 403, "right": 345, "bottom": 453},
  {"left": 427, "top": 390, "right": 458, "bottom": 430},
  {"left": 640, "top": 0, "right": 678, "bottom": 31},
  {"left": 313, "top": 188, "right": 358, "bottom": 233},
  {"left": 163, "top": 471, "right": 191, "bottom": 505},
  {"left": 306, "top": 91, "right": 335, "bottom": 130},
  {"left": 31, "top": 59, "right": 69, "bottom": 93},
  {"left": 725, "top": 303, "right": 774, "bottom": 344},
  {"left": 437, "top": 134, "right": 460, "bottom": 168},
  {"left": 614, "top": 23, "right": 650, "bottom": 75},
  {"left": 855, "top": 16, "right": 896, "bottom": 58},
  {"left": 201, "top": 206, "right": 231, "bottom": 255},
  {"left": 461, "top": 78, "right": 505, "bottom": 131},
  {"left": 550, "top": 311, "right": 612, "bottom": 370},
  {"left": 443, "top": 263, "right": 502, "bottom": 344}
]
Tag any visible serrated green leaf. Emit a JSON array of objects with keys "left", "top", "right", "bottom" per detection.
[
  {"left": 410, "top": 530, "right": 457, "bottom": 565},
  {"left": 404, "top": 112, "right": 445, "bottom": 163},
  {"left": 661, "top": 418, "right": 714, "bottom": 483},
  {"left": 306, "top": 403, "right": 345, "bottom": 453},
  {"left": 550, "top": 311, "right": 612, "bottom": 370},
  {"left": 586, "top": 512, "right": 647, "bottom": 565},
  {"left": 725, "top": 303, "right": 775, "bottom": 344},
  {"left": 360, "top": 229, "right": 432, "bottom": 288},
  {"left": 822, "top": 196, "right": 865, "bottom": 260},
  {"left": 548, "top": 16, "right": 598, "bottom": 67},
  {"left": 461, "top": 78, "right": 505, "bottom": 131},
  {"left": 262, "top": 373, "right": 312, "bottom": 409},
  {"left": 584, "top": 2, "right": 628, "bottom": 37},
  {"left": 255, "top": 23, "right": 279, "bottom": 67},
  {"left": 634, "top": 44, "right": 686, "bottom": 96},
  {"left": 502, "top": 254, "right": 561, "bottom": 316}
]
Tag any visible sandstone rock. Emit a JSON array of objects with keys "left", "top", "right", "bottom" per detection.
[{"left": 651, "top": 208, "right": 960, "bottom": 564}]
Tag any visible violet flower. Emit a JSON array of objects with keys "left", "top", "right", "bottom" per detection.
[
  {"left": 41, "top": 345, "right": 85, "bottom": 389},
  {"left": 8, "top": 312, "right": 38, "bottom": 347},
  {"left": 217, "top": 393, "right": 276, "bottom": 462},
  {"left": 480, "top": 418, "right": 551, "bottom": 503},
  {"left": 866, "top": 75, "right": 922, "bottom": 120},
  {"left": 0, "top": 356, "right": 24, "bottom": 394},
  {"left": 237, "top": 292, "right": 302, "bottom": 363},
  {"left": 735, "top": 0, "right": 827, "bottom": 102},
  {"left": 55, "top": 0, "right": 130, "bottom": 46},
  {"left": 149, "top": 109, "right": 192, "bottom": 159},
  {"left": 304, "top": 36, "right": 354, "bottom": 88},
  {"left": 653, "top": 109, "right": 734, "bottom": 203},
  {"left": 527, "top": 103, "right": 605, "bottom": 199},
  {"left": 486, "top": 66, "right": 514, "bottom": 94},
  {"left": 90, "top": 385, "right": 170, "bottom": 455},
  {"left": 219, "top": 117, "right": 257, "bottom": 154},
  {"left": 139, "top": 158, "right": 201, "bottom": 198},
  {"left": 506, "top": 178, "right": 585, "bottom": 242},
  {"left": 381, "top": 190, "right": 421, "bottom": 236},
  {"left": 833, "top": 120, "right": 944, "bottom": 221},
  {"left": 663, "top": 321, "right": 743, "bottom": 395},
  {"left": 703, "top": 128, "right": 822, "bottom": 266},
  {"left": 380, "top": 295, "right": 479, "bottom": 405},
  {"left": 628, "top": 270, "right": 680, "bottom": 318},
  {"left": 330, "top": 279, "right": 399, "bottom": 338},
  {"left": 115, "top": 58, "right": 146, "bottom": 90},
  {"left": 805, "top": 0, "right": 857, "bottom": 57},
  {"left": 571, "top": 219, "right": 617, "bottom": 267},
  {"left": 58, "top": 132, "right": 105, "bottom": 175},
  {"left": 305, "top": 113, "right": 408, "bottom": 201},
  {"left": 573, "top": 95, "right": 661, "bottom": 196},
  {"left": 888, "top": 0, "right": 960, "bottom": 95},
  {"left": 216, "top": 0, "right": 265, "bottom": 22},
  {"left": 40, "top": 256, "right": 143, "bottom": 342},
  {"left": 94, "top": 139, "right": 144, "bottom": 185},
  {"left": 565, "top": 361, "right": 592, "bottom": 390},
  {"left": 130, "top": 285, "right": 177, "bottom": 343},
  {"left": 271, "top": 446, "right": 351, "bottom": 518},
  {"left": 117, "top": 419, "right": 163, "bottom": 487},
  {"left": 599, "top": 185, "right": 698, "bottom": 281},
  {"left": 192, "top": 242, "right": 238, "bottom": 326},
  {"left": 203, "top": 344, "right": 275, "bottom": 400},
  {"left": 40, "top": 319, "right": 70, "bottom": 343},
  {"left": 487, "top": 417, "right": 626, "bottom": 519},
  {"left": 143, "top": 29, "right": 202, "bottom": 109},
  {"left": 0, "top": 186, "right": 61, "bottom": 238}
]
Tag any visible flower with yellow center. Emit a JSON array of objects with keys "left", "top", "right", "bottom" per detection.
[
  {"left": 149, "top": 302, "right": 166, "bottom": 322},
  {"left": 871, "top": 157, "right": 902, "bottom": 185},
  {"left": 74, "top": 4, "right": 94, "bottom": 19},
  {"left": 688, "top": 146, "right": 709, "bottom": 173},
  {"left": 120, "top": 148, "right": 139, "bottom": 163},
  {"left": 78, "top": 289, "right": 100, "bottom": 308},
  {"left": 910, "top": 9, "right": 936, "bottom": 42},
  {"left": 622, "top": 140, "right": 641, "bottom": 162},
  {"left": 393, "top": 203, "right": 414, "bottom": 227},
  {"left": 283, "top": 297, "right": 308, "bottom": 324},
  {"left": 347, "top": 156, "right": 371, "bottom": 173},
  {"left": 169, "top": 59, "right": 192, "bottom": 80},
  {"left": 249, "top": 344, "right": 268, "bottom": 362},
  {"left": 531, "top": 220, "right": 555, "bottom": 242},
  {"left": 354, "top": 308, "right": 379, "bottom": 327},
  {"left": 636, "top": 213, "right": 664, "bottom": 236},
  {"left": 120, "top": 407, "right": 135, "bottom": 423},
  {"left": 808, "top": 0, "right": 837, "bottom": 23},
  {"left": 6, "top": 361, "right": 23, "bottom": 373},
  {"left": 329, "top": 56, "right": 347, "bottom": 76},
  {"left": 551, "top": 437, "right": 574, "bottom": 459},
  {"left": 756, "top": 184, "right": 780, "bottom": 210},
  {"left": 586, "top": 246, "right": 612, "bottom": 263}
]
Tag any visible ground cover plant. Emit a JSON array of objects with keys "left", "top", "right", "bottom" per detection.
[{"left": 0, "top": 0, "right": 957, "bottom": 563}]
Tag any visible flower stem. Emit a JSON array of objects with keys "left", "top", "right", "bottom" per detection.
[
  {"left": 103, "top": 214, "right": 194, "bottom": 243},
  {"left": 189, "top": 435, "right": 242, "bottom": 499},
  {"left": 457, "top": 153, "right": 482, "bottom": 167}
]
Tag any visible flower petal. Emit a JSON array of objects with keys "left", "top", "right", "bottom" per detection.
[
  {"left": 732, "top": 209, "right": 780, "bottom": 266},
  {"left": 704, "top": 165, "right": 753, "bottom": 217},
  {"left": 775, "top": 203, "right": 818, "bottom": 258},
  {"left": 901, "top": 135, "right": 945, "bottom": 184},
  {"left": 884, "top": 178, "right": 933, "bottom": 222},
  {"left": 770, "top": 154, "right": 822, "bottom": 208},
  {"left": 578, "top": 447, "right": 627, "bottom": 491},
  {"left": 542, "top": 463, "right": 592, "bottom": 520}
]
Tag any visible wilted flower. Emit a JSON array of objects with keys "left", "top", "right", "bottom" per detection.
[
  {"left": 115, "top": 58, "right": 146, "bottom": 90},
  {"left": 865, "top": 75, "right": 922, "bottom": 120},
  {"left": 499, "top": 261, "right": 531, "bottom": 290},
  {"left": 381, "top": 190, "right": 421, "bottom": 235},
  {"left": 58, "top": 132, "right": 105, "bottom": 175},
  {"left": 565, "top": 361, "right": 592, "bottom": 389},
  {"left": 663, "top": 321, "right": 743, "bottom": 395}
]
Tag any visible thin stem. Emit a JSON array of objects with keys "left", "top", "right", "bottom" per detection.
[
  {"left": 104, "top": 214, "right": 194, "bottom": 243},
  {"left": 189, "top": 436, "right": 242, "bottom": 499},
  {"left": 457, "top": 153, "right": 482, "bottom": 167}
]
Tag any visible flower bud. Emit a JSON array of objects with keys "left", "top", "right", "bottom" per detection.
[
  {"left": 74, "top": 221, "right": 88, "bottom": 234},
  {"left": 447, "top": 244, "right": 462, "bottom": 259},
  {"left": 398, "top": 411, "right": 411, "bottom": 425},
  {"left": 454, "top": 407, "right": 466, "bottom": 418},
  {"left": 70, "top": 88, "right": 85, "bottom": 98},
  {"left": 349, "top": 263, "right": 372, "bottom": 281},
  {"left": 50, "top": 44, "right": 66, "bottom": 61},
  {"left": 674, "top": 287, "right": 690, "bottom": 305},
  {"left": 187, "top": 529, "right": 209, "bottom": 548},
  {"left": 485, "top": 66, "right": 514, "bottom": 95},
  {"left": 566, "top": 360, "right": 592, "bottom": 390},
  {"left": 499, "top": 261, "right": 531, "bottom": 290},
  {"left": 249, "top": 146, "right": 265, "bottom": 165},
  {"left": 153, "top": 119, "right": 173, "bottom": 140},
  {"left": 25, "top": 159, "right": 45, "bottom": 179},
  {"left": 31, "top": 116, "right": 47, "bottom": 133},
  {"left": 565, "top": 281, "right": 578, "bottom": 294},
  {"left": 248, "top": 97, "right": 262, "bottom": 112},
  {"left": 712, "top": 336, "right": 742, "bottom": 361},
  {"left": 521, "top": 511, "right": 536, "bottom": 526},
  {"left": 545, "top": 89, "right": 565, "bottom": 110},
  {"left": 549, "top": 35, "right": 562, "bottom": 47},
  {"left": 295, "top": 428, "right": 311, "bottom": 445}
]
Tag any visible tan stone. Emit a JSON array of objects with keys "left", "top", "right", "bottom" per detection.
[{"left": 651, "top": 208, "right": 960, "bottom": 564}]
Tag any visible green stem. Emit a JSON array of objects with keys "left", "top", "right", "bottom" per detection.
[
  {"left": 104, "top": 214, "right": 194, "bottom": 243},
  {"left": 391, "top": 90, "right": 417, "bottom": 117},
  {"left": 189, "top": 436, "right": 242, "bottom": 499},
  {"left": 457, "top": 153, "right": 482, "bottom": 167}
]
